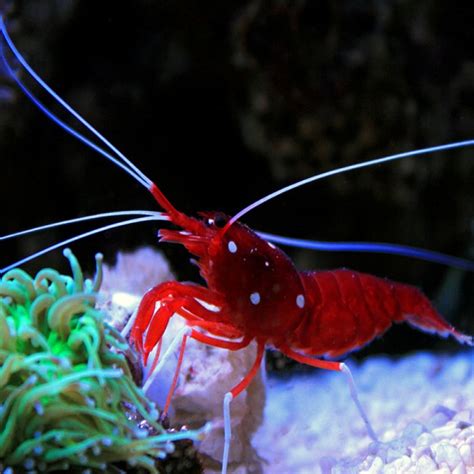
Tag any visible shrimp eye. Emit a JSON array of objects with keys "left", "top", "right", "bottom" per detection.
[{"left": 214, "top": 214, "right": 227, "bottom": 228}]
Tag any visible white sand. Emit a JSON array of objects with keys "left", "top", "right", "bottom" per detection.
[{"left": 254, "top": 350, "right": 474, "bottom": 473}]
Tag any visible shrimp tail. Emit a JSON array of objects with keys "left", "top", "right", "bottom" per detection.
[
  {"left": 290, "top": 269, "right": 472, "bottom": 358},
  {"left": 393, "top": 283, "right": 473, "bottom": 345}
]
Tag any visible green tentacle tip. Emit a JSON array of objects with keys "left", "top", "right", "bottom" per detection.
[
  {"left": 0, "top": 250, "right": 199, "bottom": 473},
  {"left": 62, "top": 247, "right": 84, "bottom": 291}
]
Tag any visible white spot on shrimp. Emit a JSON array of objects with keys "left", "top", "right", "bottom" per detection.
[
  {"left": 264, "top": 261, "right": 270, "bottom": 267},
  {"left": 296, "top": 294, "right": 305, "bottom": 308},
  {"left": 268, "top": 242, "right": 276, "bottom": 249},
  {"left": 250, "top": 292, "right": 261, "bottom": 305},
  {"left": 228, "top": 241, "right": 237, "bottom": 253}
]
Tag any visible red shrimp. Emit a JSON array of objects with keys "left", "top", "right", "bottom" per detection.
[
  {"left": 129, "top": 185, "right": 472, "bottom": 473},
  {"left": 131, "top": 199, "right": 472, "bottom": 366},
  {"left": 1, "top": 16, "right": 473, "bottom": 474}
]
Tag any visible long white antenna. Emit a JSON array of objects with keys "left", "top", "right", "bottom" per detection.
[
  {"left": 0, "top": 16, "right": 153, "bottom": 189},
  {"left": 227, "top": 140, "right": 474, "bottom": 228},
  {"left": 1, "top": 210, "right": 168, "bottom": 240},
  {"left": 1, "top": 215, "right": 168, "bottom": 274}
]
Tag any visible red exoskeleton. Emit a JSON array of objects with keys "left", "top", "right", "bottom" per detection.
[{"left": 1, "top": 17, "right": 472, "bottom": 474}]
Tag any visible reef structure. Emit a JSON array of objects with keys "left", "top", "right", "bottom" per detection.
[{"left": 0, "top": 249, "right": 201, "bottom": 473}]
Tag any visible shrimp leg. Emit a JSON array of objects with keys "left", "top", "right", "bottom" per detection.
[
  {"left": 221, "top": 339, "right": 265, "bottom": 474},
  {"left": 144, "top": 326, "right": 249, "bottom": 415},
  {"left": 279, "top": 343, "right": 378, "bottom": 441},
  {"left": 131, "top": 281, "right": 225, "bottom": 360}
]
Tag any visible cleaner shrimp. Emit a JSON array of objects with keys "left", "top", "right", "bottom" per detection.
[{"left": 0, "top": 15, "right": 473, "bottom": 474}]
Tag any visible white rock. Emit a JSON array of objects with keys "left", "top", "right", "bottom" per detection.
[
  {"left": 433, "top": 441, "right": 462, "bottom": 469},
  {"left": 360, "top": 456, "right": 383, "bottom": 474},
  {"left": 416, "top": 432, "right": 435, "bottom": 447},
  {"left": 459, "top": 443, "right": 472, "bottom": 465},
  {"left": 453, "top": 410, "right": 472, "bottom": 423},
  {"left": 432, "top": 421, "right": 460, "bottom": 440},
  {"left": 414, "top": 454, "right": 437, "bottom": 473},
  {"left": 431, "top": 466, "right": 452, "bottom": 474},
  {"left": 387, "top": 455, "right": 412, "bottom": 472},
  {"left": 172, "top": 334, "right": 265, "bottom": 472},
  {"left": 411, "top": 445, "right": 433, "bottom": 462},
  {"left": 101, "top": 246, "right": 174, "bottom": 295},
  {"left": 451, "top": 462, "right": 466, "bottom": 474}
]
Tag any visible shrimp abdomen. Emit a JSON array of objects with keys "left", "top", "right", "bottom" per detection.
[{"left": 289, "top": 269, "right": 472, "bottom": 358}]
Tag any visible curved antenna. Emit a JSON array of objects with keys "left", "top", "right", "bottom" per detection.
[
  {"left": 2, "top": 16, "right": 471, "bottom": 272},
  {"left": 257, "top": 231, "right": 474, "bottom": 272},
  {"left": 0, "top": 215, "right": 168, "bottom": 274},
  {"left": 0, "top": 17, "right": 181, "bottom": 215},
  {"left": 0, "top": 210, "right": 169, "bottom": 240},
  {"left": 0, "top": 26, "right": 150, "bottom": 189},
  {"left": 0, "top": 16, "right": 152, "bottom": 188},
  {"left": 225, "top": 140, "right": 474, "bottom": 231}
]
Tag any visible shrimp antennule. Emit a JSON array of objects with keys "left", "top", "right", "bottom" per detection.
[
  {"left": 0, "top": 215, "right": 168, "bottom": 274},
  {"left": 0, "top": 210, "right": 168, "bottom": 241}
]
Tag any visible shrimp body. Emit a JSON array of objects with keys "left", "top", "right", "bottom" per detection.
[
  {"left": 132, "top": 211, "right": 308, "bottom": 358},
  {"left": 291, "top": 269, "right": 471, "bottom": 359},
  {"left": 132, "top": 209, "right": 472, "bottom": 364},
  {"left": 128, "top": 203, "right": 472, "bottom": 474},
  {"left": 202, "top": 214, "right": 306, "bottom": 340}
]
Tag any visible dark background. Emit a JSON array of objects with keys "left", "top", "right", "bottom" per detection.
[{"left": 1, "top": 0, "right": 473, "bottom": 364}]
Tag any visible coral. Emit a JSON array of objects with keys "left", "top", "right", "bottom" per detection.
[
  {"left": 0, "top": 249, "right": 201, "bottom": 473},
  {"left": 101, "top": 246, "right": 175, "bottom": 296}
]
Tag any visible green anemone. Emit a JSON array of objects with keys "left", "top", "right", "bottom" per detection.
[{"left": 0, "top": 249, "right": 201, "bottom": 473}]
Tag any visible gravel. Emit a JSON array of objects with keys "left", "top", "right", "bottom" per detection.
[{"left": 254, "top": 350, "right": 474, "bottom": 473}]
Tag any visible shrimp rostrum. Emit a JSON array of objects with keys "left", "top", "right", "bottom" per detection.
[{"left": 0, "top": 16, "right": 473, "bottom": 474}]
